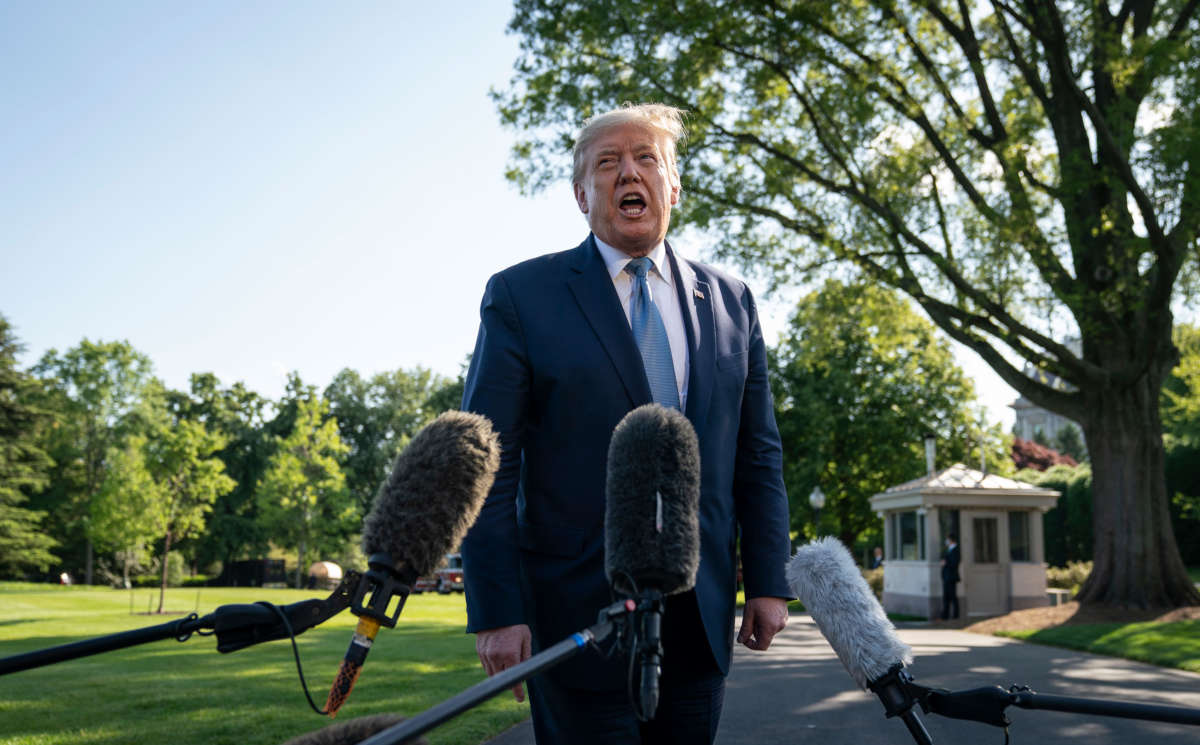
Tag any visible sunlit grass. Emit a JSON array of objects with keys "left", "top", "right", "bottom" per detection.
[
  {"left": 0, "top": 584, "right": 527, "bottom": 745},
  {"left": 998, "top": 620, "right": 1200, "bottom": 673}
]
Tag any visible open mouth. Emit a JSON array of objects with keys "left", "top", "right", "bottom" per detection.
[{"left": 619, "top": 194, "right": 647, "bottom": 217}]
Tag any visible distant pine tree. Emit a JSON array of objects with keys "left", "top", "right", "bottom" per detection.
[
  {"left": 1053, "top": 425, "right": 1087, "bottom": 463},
  {"left": 0, "top": 314, "right": 59, "bottom": 577}
]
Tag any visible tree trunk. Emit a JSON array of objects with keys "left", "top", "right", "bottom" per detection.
[
  {"left": 296, "top": 537, "right": 306, "bottom": 590},
  {"left": 157, "top": 532, "right": 173, "bottom": 614},
  {"left": 85, "top": 540, "right": 94, "bottom": 586},
  {"left": 1076, "top": 375, "right": 1200, "bottom": 607}
]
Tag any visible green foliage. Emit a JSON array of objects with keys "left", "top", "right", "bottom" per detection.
[
  {"left": 168, "top": 373, "right": 274, "bottom": 572},
  {"left": 1052, "top": 424, "right": 1087, "bottom": 463},
  {"left": 496, "top": 2, "right": 1199, "bottom": 392},
  {"left": 496, "top": 0, "right": 1200, "bottom": 605},
  {"left": 1163, "top": 324, "right": 1200, "bottom": 445},
  {"left": 1000, "top": 620, "right": 1200, "bottom": 674},
  {"left": 1023, "top": 463, "right": 1093, "bottom": 567},
  {"left": 770, "top": 280, "right": 1006, "bottom": 545},
  {"left": 257, "top": 393, "right": 354, "bottom": 588},
  {"left": 139, "top": 398, "right": 236, "bottom": 611},
  {"left": 862, "top": 566, "right": 883, "bottom": 600},
  {"left": 1162, "top": 323, "right": 1200, "bottom": 565},
  {"left": 90, "top": 434, "right": 161, "bottom": 586},
  {"left": 1045, "top": 560, "right": 1093, "bottom": 592},
  {"left": 324, "top": 366, "right": 455, "bottom": 517},
  {"left": 0, "top": 315, "right": 58, "bottom": 576},
  {"left": 146, "top": 550, "right": 186, "bottom": 587},
  {"left": 0, "top": 585, "right": 528, "bottom": 745},
  {"left": 29, "top": 338, "right": 155, "bottom": 581}
]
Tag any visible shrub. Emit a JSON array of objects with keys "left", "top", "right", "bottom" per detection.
[
  {"left": 1012, "top": 437, "right": 1077, "bottom": 470},
  {"left": 140, "top": 552, "right": 186, "bottom": 587},
  {"left": 1046, "top": 560, "right": 1092, "bottom": 594},
  {"left": 862, "top": 566, "right": 883, "bottom": 599}
]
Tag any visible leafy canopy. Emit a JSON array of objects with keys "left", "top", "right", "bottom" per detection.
[
  {"left": 497, "top": 0, "right": 1200, "bottom": 417},
  {"left": 770, "top": 280, "right": 1007, "bottom": 546}
]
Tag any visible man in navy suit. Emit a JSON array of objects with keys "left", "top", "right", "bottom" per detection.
[
  {"left": 461, "top": 103, "right": 792, "bottom": 744},
  {"left": 940, "top": 533, "right": 961, "bottom": 620}
]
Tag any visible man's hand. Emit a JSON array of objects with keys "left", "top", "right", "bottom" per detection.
[
  {"left": 737, "top": 597, "right": 788, "bottom": 651},
  {"left": 476, "top": 624, "right": 532, "bottom": 702}
]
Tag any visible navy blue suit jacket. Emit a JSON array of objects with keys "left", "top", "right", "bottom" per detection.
[{"left": 461, "top": 235, "right": 792, "bottom": 689}]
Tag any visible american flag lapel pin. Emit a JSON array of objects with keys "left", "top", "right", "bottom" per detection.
[{"left": 694, "top": 288, "right": 705, "bottom": 300}]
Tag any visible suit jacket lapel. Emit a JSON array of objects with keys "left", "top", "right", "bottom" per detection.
[
  {"left": 567, "top": 235, "right": 652, "bottom": 407},
  {"left": 665, "top": 242, "right": 714, "bottom": 430}
]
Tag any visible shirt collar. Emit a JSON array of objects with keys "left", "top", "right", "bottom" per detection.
[{"left": 594, "top": 235, "right": 671, "bottom": 285}]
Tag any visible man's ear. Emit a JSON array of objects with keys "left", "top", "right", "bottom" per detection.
[{"left": 574, "top": 182, "right": 589, "bottom": 213}]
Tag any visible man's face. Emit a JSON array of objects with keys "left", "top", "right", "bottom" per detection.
[{"left": 573, "top": 122, "right": 680, "bottom": 257}]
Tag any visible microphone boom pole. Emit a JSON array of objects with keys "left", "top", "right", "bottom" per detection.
[
  {"left": 356, "top": 599, "right": 634, "bottom": 745},
  {"left": 0, "top": 571, "right": 361, "bottom": 677}
]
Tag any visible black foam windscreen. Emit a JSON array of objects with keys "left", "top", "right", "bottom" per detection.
[
  {"left": 604, "top": 404, "right": 700, "bottom": 596},
  {"left": 361, "top": 411, "right": 499, "bottom": 578},
  {"left": 280, "top": 714, "right": 428, "bottom": 745}
]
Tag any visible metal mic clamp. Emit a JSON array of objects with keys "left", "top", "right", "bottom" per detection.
[
  {"left": 350, "top": 553, "right": 417, "bottom": 629},
  {"left": 867, "top": 664, "right": 935, "bottom": 745}
]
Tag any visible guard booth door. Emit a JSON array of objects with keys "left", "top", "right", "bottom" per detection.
[{"left": 965, "top": 512, "right": 1007, "bottom": 616}]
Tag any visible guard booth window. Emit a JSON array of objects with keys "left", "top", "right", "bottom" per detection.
[
  {"left": 939, "top": 509, "right": 960, "bottom": 548},
  {"left": 974, "top": 517, "right": 999, "bottom": 564},
  {"left": 1009, "top": 512, "right": 1031, "bottom": 561},
  {"left": 888, "top": 511, "right": 925, "bottom": 560}
]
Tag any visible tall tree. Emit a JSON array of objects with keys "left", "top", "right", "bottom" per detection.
[
  {"left": 141, "top": 397, "right": 235, "bottom": 613},
  {"left": 31, "top": 340, "right": 154, "bottom": 584},
  {"left": 496, "top": 0, "right": 1200, "bottom": 607},
  {"left": 168, "top": 373, "right": 273, "bottom": 573},
  {"left": 0, "top": 315, "right": 58, "bottom": 577},
  {"left": 257, "top": 393, "right": 354, "bottom": 588},
  {"left": 770, "top": 281, "right": 1007, "bottom": 548},
  {"left": 90, "top": 435, "right": 161, "bottom": 587},
  {"left": 324, "top": 366, "right": 449, "bottom": 516}
]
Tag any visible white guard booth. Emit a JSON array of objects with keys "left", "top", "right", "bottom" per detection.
[{"left": 868, "top": 464, "right": 1060, "bottom": 619}]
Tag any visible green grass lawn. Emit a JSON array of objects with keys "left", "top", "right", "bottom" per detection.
[
  {"left": 997, "top": 620, "right": 1200, "bottom": 674},
  {"left": 0, "top": 584, "right": 528, "bottom": 745}
]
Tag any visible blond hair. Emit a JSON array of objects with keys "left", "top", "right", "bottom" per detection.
[{"left": 571, "top": 103, "right": 687, "bottom": 187}]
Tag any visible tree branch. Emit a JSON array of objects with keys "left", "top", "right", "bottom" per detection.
[
  {"left": 1062, "top": 71, "right": 1167, "bottom": 246},
  {"left": 989, "top": 0, "right": 1052, "bottom": 108},
  {"left": 855, "top": 243, "right": 1086, "bottom": 417},
  {"left": 912, "top": 0, "right": 1008, "bottom": 142}
]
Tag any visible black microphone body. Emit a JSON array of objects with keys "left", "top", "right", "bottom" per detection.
[
  {"left": 604, "top": 404, "right": 701, "bottom": 720},
  {"left": 638, "top": 589, "right": 664, "bottom": 717}
]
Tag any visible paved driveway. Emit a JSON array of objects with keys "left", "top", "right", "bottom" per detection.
[{"left": 485, "top": 614, "right": 1200, "bottom": 744}]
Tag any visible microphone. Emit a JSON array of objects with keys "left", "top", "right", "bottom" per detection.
[
  {"left": 787, "top": 537, "right": 931, "bottom": 743},
  {"left": 324, "top": 410, "right": 500, "bottom": 718},
  {"left": 604, "top": 404, "right": 701, "bottom": 720}
]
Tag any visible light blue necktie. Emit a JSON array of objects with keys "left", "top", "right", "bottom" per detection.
[{"left": 625, "top": 257, "right": 680, "bottom": 409}]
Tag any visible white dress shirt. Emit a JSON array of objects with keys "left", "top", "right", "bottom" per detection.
[{"left": 594, "top": 237, "right": 690, "bottom": 411}]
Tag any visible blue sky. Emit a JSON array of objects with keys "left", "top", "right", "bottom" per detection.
[{"left": 1, "top": 2, "right": 1018, "bottom": 427}]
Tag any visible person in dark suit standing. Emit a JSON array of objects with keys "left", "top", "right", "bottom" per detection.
[
  {"left": 940, "top": 533, "right": 961, "bottom": 620},
  {"left": 460, "top": 103, "right": 793, "bottom": 745}
]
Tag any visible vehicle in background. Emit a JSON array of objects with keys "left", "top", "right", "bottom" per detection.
[{"left": 411, "top": 553, "right": 464, "bottom": 594}]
